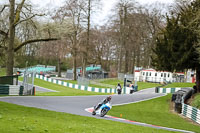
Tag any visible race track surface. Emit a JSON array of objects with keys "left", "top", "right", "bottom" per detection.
[{"left": 0, "top": 88, "right": 163, "bottom": 117}]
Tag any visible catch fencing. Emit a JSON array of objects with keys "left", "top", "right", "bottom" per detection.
[{"left": 22, "top": 70, "right": 35, "bottom": 95}]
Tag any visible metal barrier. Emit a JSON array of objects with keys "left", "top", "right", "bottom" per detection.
[
  {"left": 0, "top": 85, "right": 24, "bottom": 95},
  {"left": 22, "top": 70, "right": 35, "bottom": 95},
  {"left": 77, "top": 77, "right": 89, "bottom": 87},
  {"left": 0, "top": 75, "right": 19, "bottom": 85}
]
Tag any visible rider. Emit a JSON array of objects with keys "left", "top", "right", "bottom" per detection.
[
  {"left": 93, "top": 96, "right": 112, "bottom": 114},
  {"left": 117, "top": 83, "right": 122, "bottom": 94}
]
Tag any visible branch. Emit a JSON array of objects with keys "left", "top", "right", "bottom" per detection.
[
  {"left": 14, "top": 0, "right": 26, "bottom": 25},
  {"left": 14, "top": 38, "right": 59, "bottom": 52},
  {"left": 0, "top": 5, "right": 9, "bottom": 15},
  {"left": 14, "top": 14, "right": 44, "bottom": 26},
  {"left": 0, "top": 30, "right": 8, "bottom": 37}
]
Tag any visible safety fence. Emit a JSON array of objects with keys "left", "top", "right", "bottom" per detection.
[
  {"left": 0, "top": 75, "right": 19, "bottom": 85},
  {"left": 182, "top": 103, "right": 200, "bottom": 124},
  {"left": 156, "top": 87, "right": 200, "bottom": 125},
  {"left": 156, "top": 87, "right": 181, "bottom": 93},
  {"left": 0, "top": 85, "right": 24, "bottom": 95},
  {"left": 35, "top": 74, "right": 138, "bottom": 94}
]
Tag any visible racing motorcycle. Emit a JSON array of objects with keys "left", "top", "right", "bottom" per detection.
[{"left": 92, "top": 102, "right": 112, "bottom": 117}]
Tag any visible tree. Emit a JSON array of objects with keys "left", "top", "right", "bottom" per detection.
[
  {"left": 81, "top": 0, "right": 101, "bottom": 77},
  {"left": 152, "top": 0, "right": 200, "bottom": 92},
  {"left": 56, "top": 0, "right": 85, "bottom": 80},
  {"left": 0, "top": 0, "right": 58, "bottom": 76}
]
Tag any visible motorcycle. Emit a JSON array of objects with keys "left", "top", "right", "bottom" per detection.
[{"left": 92, "top": 102, "right": 112, "bottom": 117}]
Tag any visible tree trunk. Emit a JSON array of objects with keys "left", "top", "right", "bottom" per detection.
[
  {"left": 6, "top": 0, "right": 15, "bottom": 76},
  {"left": 82, "top": 55, "right": 87, "bottom": 78},
  {"left": 136, "top": 44, "right": 141, "bottom": 67},
  {"left": 73, "top": 30, "right": 77, "bottom": 80},
  {"left": 82, "top": 0, "right": 91, "bottom": 78},
  {"left": 118, "top": 47, "right": 122, "bottom": 73},
  {"left": 131, "top": 49, "right": 136, "bottom": 74},
  {"left": 73, "top": 52, "right": 77, "bottom": 80},
  {"left": 124, "top": 49, "right": 129, "bottom": 73},
  {"left": 196, "top": 68, "right": 200, "bottom": 93},
  {"left": 58, "top": 58, "right": 61, "bottom": 77}
]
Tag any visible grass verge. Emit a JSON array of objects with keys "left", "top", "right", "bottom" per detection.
[
  {"left": 163, "top": 82, "right": 195, "bottom": 88},
  {"left": 0, "top": 101, "right": 176, "bottom": 133},
  {"left": 0, "top": 68, "right": 6, "bottom": 76},
  {"left": 108, "top": 94, "right": 200, "bottom": 133},
  {"left": 62, "top": 80, "right": 110, "bottom": 88},
  {"left": 100, "top": 79, "right": 160, "bottom": 90},
  {"left": 19, "top": 77, "right": 109, "bottom": 96},
  {"left": 191, "top": 93, "right": 200, "bottom": 109}
]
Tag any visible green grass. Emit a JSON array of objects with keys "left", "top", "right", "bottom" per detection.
[
  {"left": 62, "top": 80, "right": 78, "bottom": 84},
  {"left": 191, "top": 93, "right": 200, "bottom": 109},
  {"left": 137, "top": 82, "right": 160, "bottom": 90},
  {"left": 0, "top": 68, "right": 6, "bottom": 76},
  {"left": 100, "top": 79, "right": 160, "bottom": 90},
  {"left": 163, "top": 82, "right": 195, "bottom": 88},
  {"left": 62, "top": 80, "right": 110, "bottom": 88},
  {"left": 19, "top": 77, "right": 109, "bottom": 96},
  {"left": 0, "top": 101, "right": 176, "bottom": 133},
  {"left": 100, "top": 79, "right": 123, "bottom": 86},
  {"left": 108, "top": 94, "right": 200, "bottom": 133}
]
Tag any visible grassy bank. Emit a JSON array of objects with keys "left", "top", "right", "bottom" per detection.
[
  {"left": 191, "top": 93, "right": 200, "bottom": 109},
  {"left": 100, "top": 79, "right": 160, "bottom": 90},
  {"left": 108, "top": 94, "right": 200, "bottom": 133},
  {"left": 0, "top": 101, "right": 175, "bottom": 133},
  {"left": 19, "top": 77, "right": 109, "bottom": 96},
  {"left": 0, "top": 68, "right": 6, "bottom": 76},
  {"left": 163, "top": 82, "right": 195, "bottom": 88},
  {"left": 27, "top": 77, "right": 161, "bottom": 96},
  {"left": 62, "top": 80, "right": 109, "bottom": 88}
]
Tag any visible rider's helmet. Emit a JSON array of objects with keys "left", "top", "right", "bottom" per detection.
[
  {"left": 118, "top": 83, "right": 120, "bottom": 86},
  {"left": 106, "top": 96, "right": 112, "bottom": 101}
]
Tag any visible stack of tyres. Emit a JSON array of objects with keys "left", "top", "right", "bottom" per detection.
[{"left": 172, "top": 88, "right": 194, "bottom": 113}]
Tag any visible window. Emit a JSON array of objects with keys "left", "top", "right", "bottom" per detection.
[
  {"left": 164, "top": 73, "right": 166, "bottom": 78},
  {"left": 143, "top": 72, "right": 145, "bottom": 76},
  {"left": 155, "top": 73, "right": 157, "bottom": 76},
  {"left": 161, "top": 73, "right": 163, "bottom": 77},
  {"left": 168, "top": 73, "right": 170, "bottom": 77},
  {"left": 146, "top": 72, "right": 148, "bottom": 76},
  {"left": 150, "top": 72, "right": 151, "bottom": 76}
]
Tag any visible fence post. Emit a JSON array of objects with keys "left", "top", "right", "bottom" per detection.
[{"left": 33, "top": 86, "right": 35, "bottom": 96}]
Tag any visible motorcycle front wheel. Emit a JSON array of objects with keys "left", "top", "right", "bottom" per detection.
[{"left": 100, "top": 108, "right": 108, "bottom": 117}]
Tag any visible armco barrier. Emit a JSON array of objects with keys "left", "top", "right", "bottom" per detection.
[
  {"left": 0, "top": 85, "right": 24, "bottom": 95},
  {"left": 156, "top": 87, "right": 181, "bottom": 93},
  {"left": 182, "top": 103, "right": 200, "bottom": 124},
  {"left": 35, "top": 74, "right": 138, "bottom": 94}
]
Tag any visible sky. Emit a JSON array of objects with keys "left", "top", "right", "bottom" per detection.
[
  {"left": 0, "top": 0, "right": 175, "bottom": 25},
  {"left": 29, "top": 0, "right": 175, "bottom": 25}
]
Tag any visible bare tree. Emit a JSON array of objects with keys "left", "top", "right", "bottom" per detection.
[
  {"left": 0, "top": 0, "right": 58, "bottom": 76},
  {"left": 55, "top": 0, "right": 85, "bottom": 80}
]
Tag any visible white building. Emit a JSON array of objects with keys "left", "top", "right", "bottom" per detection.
[{"left": 134, "top": 68, "right": 185, "bottom": 83}]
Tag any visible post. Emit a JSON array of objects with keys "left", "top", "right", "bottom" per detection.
[{"left": 123, "top": 74, "right": 126, "bottom": 94}]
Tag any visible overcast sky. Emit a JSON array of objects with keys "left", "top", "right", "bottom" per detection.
[
  {"left": 30, "top": 0, "right": 174, "bottom": 25},
  {"left": 0, "top": 0, "right": 175, "bottom": 25}
]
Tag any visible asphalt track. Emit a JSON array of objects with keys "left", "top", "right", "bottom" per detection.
[{"left": 0, "top": 88, "right": 195, "bottom": 133}]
